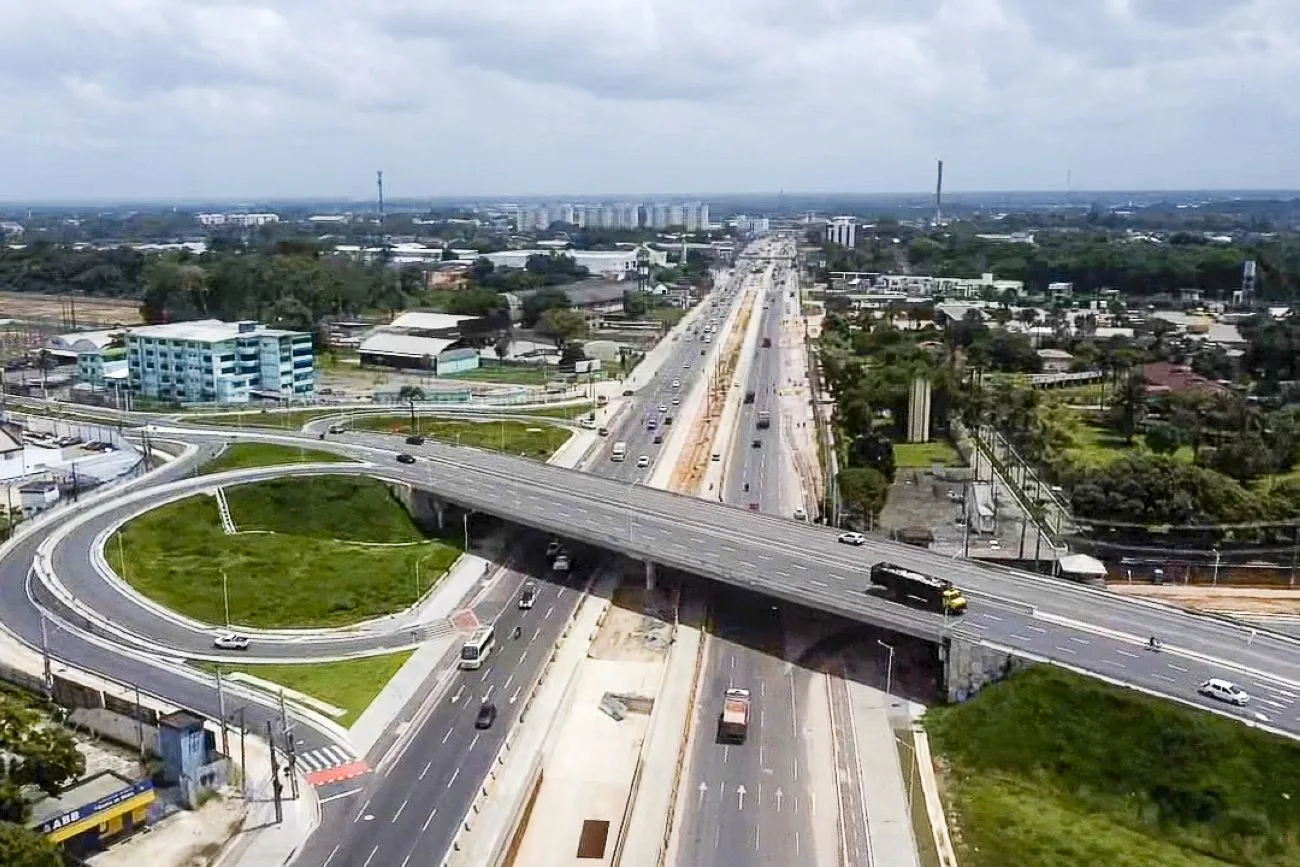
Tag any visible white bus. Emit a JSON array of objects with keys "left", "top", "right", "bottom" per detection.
[
  {"left": 611, "top": 441, "right": 628, "bottom": 462},
  {"left": 459, "top": 626, "right": 495, "bottom": 670}
]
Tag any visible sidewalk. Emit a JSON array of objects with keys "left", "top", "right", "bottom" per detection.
[{"left": 846, "top": 682, "right": 921, "bottom": 867}]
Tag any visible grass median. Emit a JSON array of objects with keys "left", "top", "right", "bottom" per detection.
[
  {"left": 353, "top": 416, "right": 571, "bottom": 458},
  {"left": 108, "top": 477, "right": 460, "bottom": 629},
  {"left": 205, "top": 652, "right": 414, "bottom": 728},
  {"left": 927, "top": 666, "right": 1300, "bottom": 867},
  {"left": 199, "top": 442, "right": 352, "bottom": 474}
]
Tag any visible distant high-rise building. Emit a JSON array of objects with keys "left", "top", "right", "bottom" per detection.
[{"left": 826, "top": 216, "right": 856, "bottom": 248}]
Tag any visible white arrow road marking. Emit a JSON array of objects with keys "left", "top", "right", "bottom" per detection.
[{"left": 736, "top": 784, "right": 747, "bottom": 810}]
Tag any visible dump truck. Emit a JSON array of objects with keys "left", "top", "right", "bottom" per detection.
[
  {"left": 870, "top": 562, "right": 967, "bottom": 615},
  {"left": 761, "top": 336, "right": 772, "bottom": 348},
  {"left": 718, "top": 688, "right": 751, "bottom": 744},
  {"left": 755, "top": 410, "right": 771, "bottom": 429}
]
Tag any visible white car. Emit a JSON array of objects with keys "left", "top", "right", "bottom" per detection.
[
  {"left": 637, "top": 455, "right": 651, "bottom": 468},
  {"left": 518, "top": 583, "right": 537, "bottom": 610},
  {"left": 213, "top": 632, "right": 250, "bottom": 651},
  {"left": 672, "top": 379, "right": 681, "bottom": 388},
  {"left": 658, "top": 404, "right": 668, "bottom": 413},
  {"left": 579, "top": 418, "right": 597, "bottom": 430},
  {"left": 793, "top": 507, "right": 807, "bottom": 521},
  {"left": 1198, "top": 678, "right": 1249, "bottom": 706},
  {"left": 837, "top": 532, "right": 865, "bottom": 546},
  {"left": 671, "top": 396, "right": 681, "bottom": 406}
]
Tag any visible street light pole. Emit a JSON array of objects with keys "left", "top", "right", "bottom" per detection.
[
  {"left": 222, "top": 569, "right": 231, "bottom": 628},
  {"left": 877, "top": 639, "right": 896, "bottom": 696},
  {"left": 1212, "top": 547, "right": 1221, "bottom": 586}
]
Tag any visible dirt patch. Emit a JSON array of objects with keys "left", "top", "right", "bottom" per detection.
[
  {"left": 588, "top": 580, "right": 675, "bottom": 662},
  {"left": 89, "top": 790, "right": 245, "bottom": 867},
  {"left": 1110, "top": 584, "right": 1300, "bottom": 615},
  {"left": 0, "top": 291, "right": 143, "bottom": 328}
]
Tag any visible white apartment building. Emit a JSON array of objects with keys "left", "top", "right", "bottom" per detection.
[
  {"left": 826, "top": 216, "right": 856, "bottom": 248},
  {"left": 125, "top": 319, "right": 314, "bottom": 404},
  {"left": 512, "top": 201, "right": 710, "bottom": 232},
  {"left": 196, "top": 213, "right": 281, "bottom": 228}
]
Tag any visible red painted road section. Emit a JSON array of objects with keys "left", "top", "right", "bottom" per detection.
[{"left": 306, "top": 760, "right": 370, "bottom": 787}]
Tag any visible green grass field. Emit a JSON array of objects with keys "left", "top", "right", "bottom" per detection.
[
  {"left": 893, "top": 439, "right": 964, "bottom": 468},
  {"left": 1059, "top": 419, "right": 1194, "bottom": 469},
  {"left": 353, "top": 417, "right": 571, "bottom": 458},
  {"left": 108, "top": 478, "right": 458, "bottom": 628},
  {"left": 199, "top": 442, "right": 351, "bottom": 474},
  {"left": 926, "top": 666, "right": 1300, "bottom": 867},
  {"left": 212, "top": 652, "right": 413, "bottom": 727},
  {"left": 443, "top": 365, "right": 553, "bottom": 385}
]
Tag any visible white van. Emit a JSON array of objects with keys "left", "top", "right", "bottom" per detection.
[{"left": 612, "top": 442, "right": 628, "bottom": 462}]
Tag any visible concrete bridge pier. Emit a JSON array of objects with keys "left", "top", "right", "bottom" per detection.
[
  {"left": 943, "top": 637, "right": 1026, "bottom": 703},
  {"left": 644, "top": 560, "right": 657, "bottom": 591}
]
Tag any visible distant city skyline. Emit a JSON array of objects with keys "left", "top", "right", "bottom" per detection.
[{"left": 2, "top": 0, "right": 1297, "bottom": 201}]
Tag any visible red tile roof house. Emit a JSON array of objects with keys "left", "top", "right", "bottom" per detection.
[{"left": 1140, "top": 361, "right": 1228, "bottom": 397}]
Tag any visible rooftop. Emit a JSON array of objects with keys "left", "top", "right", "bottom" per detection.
[
  {"left": 127, "top": 319, "right": 308, "bottom": 342},
  {"left": 28, "top": 771, "right": 144, "bottom": 830},
  {"left": 358, "top": 332, "right": 459, "bottom": 359},
  {"left": 388, "top": 312, "right": 478, "bottom": 332}
]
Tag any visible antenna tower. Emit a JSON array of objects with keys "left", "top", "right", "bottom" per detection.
[{"left": 376, "top": 170, "right": 389, "bottom": 262}]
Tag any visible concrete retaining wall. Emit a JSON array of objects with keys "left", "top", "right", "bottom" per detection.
[{"left": 944, "top": 638, "right": 1030, "bottom": 703}]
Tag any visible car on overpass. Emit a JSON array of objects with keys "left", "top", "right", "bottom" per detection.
[
  {"left": 1198, "top": 679, "right": 1250, "bottom": 706},
  {"left": 405, "top": 435, "right": 425, "bottom": 445},
  {"left": 475, "top": 701, "right": 498, "bottom": 729},
  {"left": 395, "top": 453, "right": 416, "bottom": 464}
]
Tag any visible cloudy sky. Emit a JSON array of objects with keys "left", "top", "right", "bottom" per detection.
[{"left": 2, "top": 0, "right": 1298, "bottom": 201}]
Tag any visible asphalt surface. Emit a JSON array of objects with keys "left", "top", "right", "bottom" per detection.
[
  {"left": 677, "top": 254, "right": 820, "bottom": 867},
  {"left": 297, "top": 552, "right": 587, "bottom": 867},
  {"left": 0, "top": 440, "right": 347, "bottom": 764}
]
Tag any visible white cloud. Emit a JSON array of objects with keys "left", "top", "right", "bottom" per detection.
[{"left": 0, "top": 0, "right": 1297, "bottom": 200}]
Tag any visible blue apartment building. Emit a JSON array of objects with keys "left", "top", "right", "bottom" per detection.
[{"left": 125, "top": 319, "right": 314, "bottom": 404}]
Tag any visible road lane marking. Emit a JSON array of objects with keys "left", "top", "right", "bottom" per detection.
[
  {"left": 545, "top": 606, "right": 555, "bottom": 619},
  {"left": 532, "top": 627, "right": 540, "bottom": 640},
  {"left": 792, "top": 563, "right": 807, "bottom": 571},
  {"left": 447, "top": 768, "right": 460, "bottom": 788},
  {"left": 1055, "top": 645, "right": 1077, "bottom": 654},
  {"left": 810, "top": 579, "right": 827, "bottom": 588},
  {"left": 479, "top": 667, "right": 492, "bottom": 682},
  {"left": 483, "top": 686, "right": 494, "bottom": 702},
  {"left": 1116, "top": 648, "right": 1139, "bottom": 658},
  {"left": 1153, "top": 674, "right": 1176, "bottom": 683},
  {"left": 422, "top": 808, "right": 438, "bottom": 832},
  {"left": 964, "top": 622, "right": 988, "bottom": 630},
  {"left": 418, "top": 762, "right": 431, "bottom": 781},
  {"left": 353, "top": 798, "right": 371, "bottom": 823},
  {"left": 1101, "top": 659, "right": 1126, "bottom": 669},
  {"left": 1026, "top": 625, "right": 1046, "bottom": 634},
  {"left": 470, "top": 733, "right": 480, "bottom": 751},
  {"left": 361, "top": 846, "right": 379, "bottom": 867},
  {"left": 1010, "top": 633, "right": 1032, "bottom": 642},
  {"left": 982, "top": 614, "right": 1004, "bottom": 622},
  {"left": 1069, "top": 636, "right": 1090, "bottom": 645},
  {"left": 1167, "top": 664, "right": 1188, "bottom": 673},
  {"left": 442, "top": 727, "right": 453, "bottom": 744},
  {"left": 830, "top": 573, "right": 845, "bottom": 581},
  {"left": 504, "top": 674, "right": 514, "bottom": 691},
  {"left": 322, "top": 844, "right": 341, "bottom": 867},
  {"left": 318, "top": 787, "right": 363, "bottom": 805},
  {"left": 392, "top": 799, "right": 408, "bottom": 823}
]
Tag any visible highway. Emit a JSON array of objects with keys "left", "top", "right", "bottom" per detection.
[
  {"left": 676, "top": 252, "right": 820, "bottom": 867},
  {"left": 11, "top": 235, "right": 1300, "bottom": 867},
  {"left": 296, "top": 550, "right": 588, "bottom": 867}
]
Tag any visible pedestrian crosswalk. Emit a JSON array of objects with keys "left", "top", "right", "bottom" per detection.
[{"left": 294, "top": 745, "right": 354, "bottom": 773}]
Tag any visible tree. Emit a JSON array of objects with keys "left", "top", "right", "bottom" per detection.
[
  {"left": 521, "top": 288, "right": 571, "bottom": 327},
  {"left": 493, "top": 335, "right": 511, "bottom": 365},
  {"left": 538, "top": 308, "right": 589, "bottom": 349},
  {"left": 622, "top": 290, "right": 648, "bottom": 318},
  {"left": 848, "top": 429, "right": 897, "bottom": 482},
  {"left": 397, "top": 385, "right": 425, "bottom": 402},
  {"left": 838, "top": 467, "right": 890, "bottom": 528},
  {"left": 1111, "top": 371, "right": 1148, "bottom": 444},
  {"left": 0, "top": 823, "right": 61, "bottom": 867},
  {"left": 1143, "top": 423, "right": 1184, "bottom": 455}
]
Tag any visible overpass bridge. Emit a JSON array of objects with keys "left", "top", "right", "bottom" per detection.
[{"left": 130, "top": 427, "right": 1300, "bottom": 737}]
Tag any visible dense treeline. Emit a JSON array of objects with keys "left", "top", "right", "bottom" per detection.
[
  {"left": 823, "top": 227, "right": 1300, "bottom": 301},
  {"left": 0, "top": 244, "right": 147, "bottom": 297}
]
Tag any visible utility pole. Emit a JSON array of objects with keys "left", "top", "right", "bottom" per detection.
[
  {"left": 266, "top": 721, "right": 284, "bottom": 825},
  {"left": 215, "top": 667, "right": 230, "bottom": 760},
  {"left": 134, "top": 684, "right": 146, "bottom": 763},
  {"left": 39, "top": 613, "right": 52, "bottom": 698},
  {"left": 279, "top": 690, "right": 299, "bottom": 799},
  {"left": 239, "top": 708, "right": 248, "bottom": 798}
]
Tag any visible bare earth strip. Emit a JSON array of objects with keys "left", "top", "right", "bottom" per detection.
[{"left": 1110, "top": 584, "right": 1300, "bottom": 615}]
